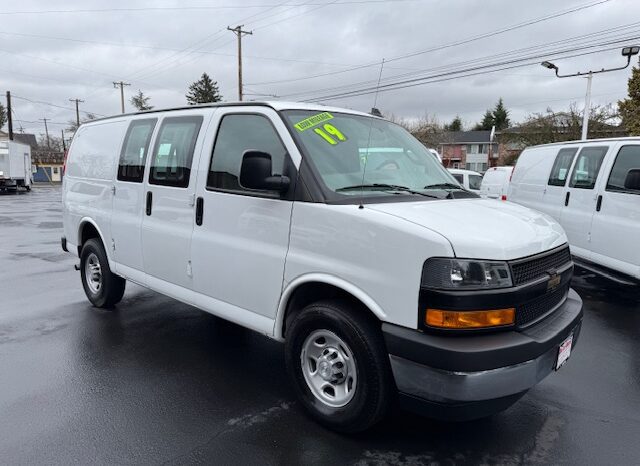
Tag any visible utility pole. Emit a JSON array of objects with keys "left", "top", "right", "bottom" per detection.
[
  {"left": 69, "top": 98, "right": 84, "bottom": 128},
  {"left": 61, "top": 129, "right": 66, "bottom": 152},
  {"left": 227, "top": 25, "right": 253, "bottom": 101},
  {"left": 113, "top": 81, "right": 131, "bottom": 113},
  {"left": 6, "top": 91, "right": 13, "bottom": 140},
  {"left": 39, "top": 118, "right": 51, "bottom": 150}
]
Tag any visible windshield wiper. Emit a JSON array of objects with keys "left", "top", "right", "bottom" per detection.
[
  {"left": 423, "top": 183, "right": 466, "bottom": 190},
  {"left": 336, "top": 183, "right": 439, "bottom": 198}
]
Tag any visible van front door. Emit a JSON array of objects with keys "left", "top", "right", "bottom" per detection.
[
  {"left": 560, "top": 145, "right": 609, "bottom": 259},
  {"left": 190, "top": 108, "right": 296, "bottom": 330},
  {"left": 141, "top": 113, "right": 207, "bottom": 289},
  {"left": 589, "top": 143, "right": 640, "bottom": 277}
]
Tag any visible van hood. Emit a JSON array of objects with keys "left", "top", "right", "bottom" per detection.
[{"left": 368, "top": 198, "right": 567, "bottom": 260}]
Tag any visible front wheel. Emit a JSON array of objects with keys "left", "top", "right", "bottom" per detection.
[
  {"left": 80, "top": 238, "right": 126, "bottom": 308},
  {"left": 285, "top": 300, "right": 393, "bottom": 433}
]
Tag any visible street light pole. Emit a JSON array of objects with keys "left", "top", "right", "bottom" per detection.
[
  {"left": 541, "top": 46, "right": 639, "bottom": 140},
  {"left": 581, "top": 72, "right": 592, "bottom": 141}
]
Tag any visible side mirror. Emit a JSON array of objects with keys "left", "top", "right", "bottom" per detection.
[
  {"left": 624, "top": 169, "right": 640, "bottom": 191},
  {"left": 239, "top": 150, "right": 290, "bottom": 193}
]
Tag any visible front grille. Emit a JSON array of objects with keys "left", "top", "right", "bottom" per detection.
[
  {"left": 517, "top": 283, "right": 569, "bottom": 327},
  {"left": 510, "top": 246, "right": 572, "bottom": 286}
]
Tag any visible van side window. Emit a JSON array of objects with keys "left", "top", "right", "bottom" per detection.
[
  {"left": 606, "top": 145, "right": 640, "bottom": 195},
  {"left": 548, "top": 148, "right": 578, "bottom": 186},
  {"left": 451, "top": 174, "right": 463, "bottom": 183},
  {"left": 207, "top": 114, "right": 287, "bottom": 193},
  {"left": 149, "top": 116, "right": 203, "bottom": 188},
  {"left": 118, "top": 119, "right": 157, "bottom": 183},
  {"left": 569, "top": 146, "right": 608, "bottom": 189}
]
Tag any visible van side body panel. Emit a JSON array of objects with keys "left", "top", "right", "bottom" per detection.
[
  {"left": 282, "top": 202, "right": 454, "bottom": 332},
  {"left": 62, "top": 119, "right": 128, "bottom": 259}
]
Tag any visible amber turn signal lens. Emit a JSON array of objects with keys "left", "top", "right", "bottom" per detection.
[{"left": 425, "top": 308, "right": 515, "bottom": 329}]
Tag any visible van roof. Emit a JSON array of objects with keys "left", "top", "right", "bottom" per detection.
[
  {"left": 83, "top": 101, "right": 377, "bottom": 126},
  {"left": 526, "top": 136, "right": 640, "bottom": 149}
]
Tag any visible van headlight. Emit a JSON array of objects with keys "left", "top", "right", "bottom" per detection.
[{"left": 422, "top": 258, "right": 512, "bottom": 290}]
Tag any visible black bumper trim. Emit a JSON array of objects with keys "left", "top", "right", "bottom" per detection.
[{"left": 384, "top": 288, "right": 583, "bottom": 372}]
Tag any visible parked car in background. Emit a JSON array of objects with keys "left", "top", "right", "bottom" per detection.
[
  {"left": 480, "top": 166, "right": 514, "bottom": 200},
  {"left": 61, "top": 102, "right": 583, "bottom": 432},
  {"left": 508, "top": 138, "right": 640, "bottom": 282},
  {"left": 448, "top": 168, "right": 483, "bottom": 193}
]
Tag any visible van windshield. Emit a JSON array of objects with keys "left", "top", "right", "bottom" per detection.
[{"left": 283, "top": 110, "right": 463, "bottom": 198}]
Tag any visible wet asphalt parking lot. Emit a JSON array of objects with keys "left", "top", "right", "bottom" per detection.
[{"left": 0, "top": 185, "right": 639, "bottom": 465}]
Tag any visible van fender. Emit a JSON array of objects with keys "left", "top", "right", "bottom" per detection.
[
  {"left": 273, "top": 273, "right": 387, "bottom": 341},
  {"left": 77, "top": 217, "right": 115, "bottom": 267}
]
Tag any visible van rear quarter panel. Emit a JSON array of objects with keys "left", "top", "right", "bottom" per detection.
[
  {"left": 63, "top": 119, "right": 127, "bottom": 256},
  {"left": 283, "top": 202, "right": 454, "bottom": 331},
  {"left": 509, "top": 146, "right": 558, "bottom": 213}
]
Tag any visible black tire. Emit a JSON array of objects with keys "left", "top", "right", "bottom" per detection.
[
  {"left": 285, "top": 299, "right": 393, "bottom": 433},
  {"left": 80, "top": 238, "right": 126, "bottom": 308}
]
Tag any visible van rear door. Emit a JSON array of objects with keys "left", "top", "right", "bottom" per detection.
[
  {"left": 542, "top": 147, "right": 579, "bottom": 221},
  {"left": 588, "top": 143, "right": 640, "bottom": 278},
  {"left": 140, "top": 111, "right": 210, "bottom": 289},
  {"left": 111, "top": 117, "right": 158, "bottom": 273},
  {"left": 560, "top": 145, "right": 609, "bottom": 260}
]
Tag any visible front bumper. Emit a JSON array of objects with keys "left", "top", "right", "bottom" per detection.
[{"left": 384, "top": 288, "right": 583, "bottom": 417}]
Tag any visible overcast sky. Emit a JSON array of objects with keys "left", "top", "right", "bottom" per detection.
[{"left": 2, "top": 0, "right": 639, "bottom": 138}]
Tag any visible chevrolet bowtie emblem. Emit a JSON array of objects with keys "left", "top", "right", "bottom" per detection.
[{"left": 547, "top": 270, "right": 561, "bottom": 290}]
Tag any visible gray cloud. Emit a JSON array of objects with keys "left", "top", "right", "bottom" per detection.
[{"left": 1, "top": 0, "right": 638, "bottom": 137}]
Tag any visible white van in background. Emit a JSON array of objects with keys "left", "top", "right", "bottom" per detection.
[
  {"left": 508, "top": 138, "right": 640, "bottom": 282},
  {"left": 448, "top": 168, "right": 483, "bottom": 193},
  {"left": 480, "top": 166, "right": 514, "bottom": 200},
  {"left": 61, "top": 102, "right": 583, "bottom": 432}
]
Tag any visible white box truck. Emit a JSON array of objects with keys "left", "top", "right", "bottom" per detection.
[{"left": 0, "top": 139, "right": 32, "bottom": 192}]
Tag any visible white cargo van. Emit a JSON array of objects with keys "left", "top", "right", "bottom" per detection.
[
  {"left": 508, "top": 138, "right": 640, "bottom": 282},
  {"left": 448, "top": 168, "right": 483, "bottom": 193},
  {"left": 480, "top": 166, "right": 514, "bottom": 200},
  {"left": 62, "top": 102, "right": 582, "bottom": 432},
  {"left": 0, "top": 139, "right": 32, "bottom": 192}
]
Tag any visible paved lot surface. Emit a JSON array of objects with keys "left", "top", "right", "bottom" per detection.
[{"left": 1, "top": 185, "right": 639, "bottom": 465}]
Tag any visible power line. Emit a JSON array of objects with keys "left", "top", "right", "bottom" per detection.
[
  {"left": 299, "top": 39, "right": 640, "bottom": 102},
  {"left": 247, "top": 0, "right": 613, "bottom": 86},
  {"left": 0, "top": 1, "right": 426, "bottom": 15},
  {"left": 11, "top": 95, "right": 105, "bottom": 116},
  {"left": 280, "top": 24, "right": 640, "bottom": 99}
]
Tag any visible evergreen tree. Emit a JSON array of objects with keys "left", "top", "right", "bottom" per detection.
[
  {"left": 618, "top": 64, "right": 640, "bottom": 135},
  {"left": 474, "top": 110, "right": 495, "bottom": 130},
  {"left": 186, "top": 73, "right": 222, "bottom": 105},
  {"left": 0, "top": 102, "right": 6, "bottom": 130},
  {"left": 130, "top": 90, "right": 153, "bottom": 111},
  {"left": 492, "top": 98, "right": 510, "bottom": 130},
  {"left": 446, "top": 115, "right": 462, "bottom": 131}
]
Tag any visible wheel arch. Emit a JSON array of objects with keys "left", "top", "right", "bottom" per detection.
[
  {"left": 77, "top": 218, "right": 110, "bottom": 259},
  {"left": 274, "top": 274, "right": 387, "bottom": 341}
]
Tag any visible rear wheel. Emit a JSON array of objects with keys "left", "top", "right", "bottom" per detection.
[
  {"left": 80, "top": 238, "right": 126, "bottom": 308},
  {"left": 285, "top": 299, "right": 393, "bottom": 433}
]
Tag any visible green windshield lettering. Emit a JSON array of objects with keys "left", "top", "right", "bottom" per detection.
[{"left": 294, "top": 112, "right": 334, "bottom": 132}]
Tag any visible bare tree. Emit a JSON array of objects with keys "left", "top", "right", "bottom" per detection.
[
  {"left": 66, "top": 112, "right": 97, "bottom": 133},
  {"left": 502, "top": 103, "right": 623, "bottom": 147}
]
